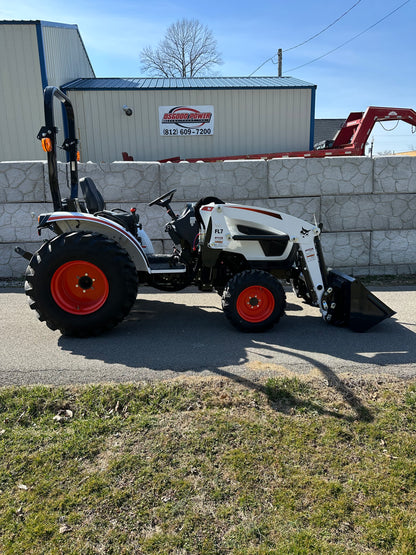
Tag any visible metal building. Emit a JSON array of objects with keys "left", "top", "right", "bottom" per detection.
[
  {"left": 63, "top": 77, "right": 316, "bottom": 162},
  {"left": 0, "top": 20, "right": 94, "bottom": 161},
  {"left": 0, "top": 20, "right": 316, "bottom": 163}
]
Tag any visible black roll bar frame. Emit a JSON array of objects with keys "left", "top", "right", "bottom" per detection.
[{"left": 37, "top": 86, "right": 79, "bottom": 211}]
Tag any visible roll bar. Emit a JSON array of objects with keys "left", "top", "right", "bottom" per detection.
[{"left": 37, "top": 86, "right": 79, "bottom": 211}]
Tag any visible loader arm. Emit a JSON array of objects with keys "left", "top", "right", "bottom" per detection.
[
  {"left": 198, "top": 201, "right": 395, "bottom": 331},
  {"left": 199, "top": 203, "right": 328, "bottom": 311}
]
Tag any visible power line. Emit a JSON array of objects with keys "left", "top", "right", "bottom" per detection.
[
  {"left": 283, "top": 0, "right": 362, "bottom": 53},
  {"left": 286, "top": 0, "right": 411, "bottom": 73},
  {"left": 249, "top": 1, "right": 363, "bottom": 76}
]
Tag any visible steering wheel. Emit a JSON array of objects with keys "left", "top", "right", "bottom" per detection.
[{"left": 148, "top": 188, "right": 177, "bottom": 207}]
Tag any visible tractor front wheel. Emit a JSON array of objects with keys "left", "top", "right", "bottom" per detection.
[
  {"left": 222, "top": 270, "right": 286, "bottom": 332},
  {"left": 25, "top": 231, "right": 138, "bottom": 337}
]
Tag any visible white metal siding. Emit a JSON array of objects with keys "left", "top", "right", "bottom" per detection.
[
  {"left": 0, "top": 25, "right": 44, "bottom": 161},
  {"left": 42, "top": 26, "right": 94, "bottom": 86},
  {"left": 69, "top": 88, "right": 312, "bottom": 162}
]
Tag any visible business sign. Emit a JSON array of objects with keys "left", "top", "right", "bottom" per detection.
[{"left": 159, "top": 105, "right": 214, "bottom": 136}]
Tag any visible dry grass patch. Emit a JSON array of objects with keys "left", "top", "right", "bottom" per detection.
[{"left": 0, "top": 375, "right": 415, "bottom": 553}]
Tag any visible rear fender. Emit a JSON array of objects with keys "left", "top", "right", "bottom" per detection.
[{"left": 40, "top": 212, "right": 150, "bottom": 273}]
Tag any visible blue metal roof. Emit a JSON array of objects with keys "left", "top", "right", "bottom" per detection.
[
  {"left": 63, "top": 76, "right": 316, "bottom": 91},
  {"left": 0, "top": 20, "right": 78, "bottom": 29}
]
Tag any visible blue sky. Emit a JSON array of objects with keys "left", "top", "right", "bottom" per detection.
[{"left": 2, "top": 0, "right": 415, "bottom": 152}]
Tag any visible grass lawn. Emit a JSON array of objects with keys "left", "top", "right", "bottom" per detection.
[{"left": 0, "top": 375, "right": 415, "bottom": 554}]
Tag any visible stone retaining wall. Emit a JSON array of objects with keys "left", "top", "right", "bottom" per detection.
[{"left": 1, "top": 156, "right": 415, "bottom": 278}]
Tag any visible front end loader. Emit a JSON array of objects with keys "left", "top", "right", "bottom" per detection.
[{"left": 17, "top": 86, "right": 395, "bottom": 337}]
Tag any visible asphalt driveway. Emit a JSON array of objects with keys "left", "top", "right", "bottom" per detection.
[{"left": 0, "top": 285, "right": 415, "bottom": 388}]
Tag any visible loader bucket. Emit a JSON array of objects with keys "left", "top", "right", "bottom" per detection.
[{"left": 325, "top": 270, "right": 396, "bottom": 332}]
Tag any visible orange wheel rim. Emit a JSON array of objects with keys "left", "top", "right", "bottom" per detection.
[
  {"left": 51, "top": 260, "right": 109, "bottom": 315},
  {"left": 236, "top": 285, "right": 275, "bottom": 323}
]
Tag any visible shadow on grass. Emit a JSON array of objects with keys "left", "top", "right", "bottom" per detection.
[
  {"left": 58, "top": 294, "right": 415, "bottom": 423},
  {"left": 214, "top": 361, "right": 373, "bottom": 422}
]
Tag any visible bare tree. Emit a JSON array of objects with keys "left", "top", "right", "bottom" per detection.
[{"left": 140, "top": 19, "right": 222, "bottom": 78}]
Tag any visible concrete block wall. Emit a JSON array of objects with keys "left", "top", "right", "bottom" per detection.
[{"left": 1, "top": 156, "right": 415, "bottom": 278}]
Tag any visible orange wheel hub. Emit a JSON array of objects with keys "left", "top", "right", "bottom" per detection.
[
  {"left": 51, "top": 260, "right": 109, "bottom": 315},
  {"left": 236, "top": 285, "right": 275, "bottom": 323}
]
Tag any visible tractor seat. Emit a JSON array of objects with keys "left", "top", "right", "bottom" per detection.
[
  {"left": 79, "top": 176, "right": 138, "bottom": 235},
  {"left": 79, "top": 177, "right": 105, "bottom": 213}
]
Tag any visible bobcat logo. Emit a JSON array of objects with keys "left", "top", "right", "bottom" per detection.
[{"left": 300, "top": 227, "right": 312, "bottom": 237}]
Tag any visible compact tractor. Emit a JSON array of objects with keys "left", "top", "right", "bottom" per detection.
[{"left": 17, "top": 86, "right": 394, "bottom": 337}]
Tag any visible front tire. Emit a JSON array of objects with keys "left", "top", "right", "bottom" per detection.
[
  {"left": 222, "top": 270, "right": 286, "bottom": 332},
  {"left": 25, "top": 231, "right": 138, "bottom": 337}
]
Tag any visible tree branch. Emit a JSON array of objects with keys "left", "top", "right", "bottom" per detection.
[{"left": 140, "top": 18, "right": 222, "bottom": 77}]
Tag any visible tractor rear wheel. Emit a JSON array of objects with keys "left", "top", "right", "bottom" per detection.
[
  {"left": 222, "top": 269, "right": 286, "bottom": 332},
  {"left": 25, "top": 231, "right": 138, "bottom": 337}
]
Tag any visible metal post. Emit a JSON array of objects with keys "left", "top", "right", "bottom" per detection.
[{"left": 278, "top": 49, "right": 282, "bottom": 77}]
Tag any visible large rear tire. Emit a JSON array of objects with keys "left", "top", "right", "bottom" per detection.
[
  {"left": 222, "top": 269, "right": 286, "bottom": 332},
  {"left": 25, "top": 231, "right": 138, "bottom": 337}
]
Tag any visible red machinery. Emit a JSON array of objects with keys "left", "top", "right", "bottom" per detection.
[{"left": 182, "top": 106, "right": 416, "bottom": 163}]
